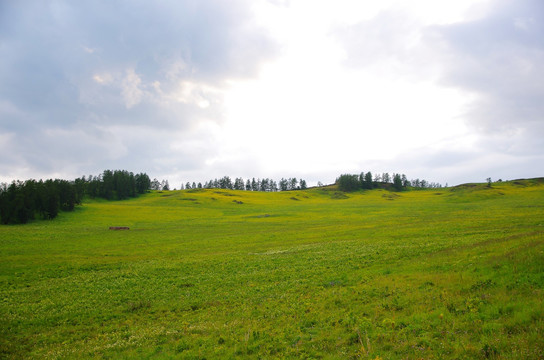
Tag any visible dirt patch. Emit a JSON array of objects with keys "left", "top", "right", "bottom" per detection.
[
  {"left": 186, "top": 188, "right": 205, "bottom": 193},
  {"left": 109, "top": 226, "right": 130, "bottom": 230},
  {"left": 215, "top": 191, "right": 236, "bottom": 196},
  {"left": 330, "top": 192, "right": 349, "bottom": 200},
  {"left": 246, "top": 214, "right": 274, "bottom": 219},
  {"left": 382, "top": 193, "right": 401, "bottom": 200},
  {"left": 450, "top": 183, "right": 479, "bottom": 192}
]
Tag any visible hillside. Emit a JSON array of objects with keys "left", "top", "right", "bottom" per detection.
[{"left": 1, "top": 179, "right": 543, "bottom": 358}]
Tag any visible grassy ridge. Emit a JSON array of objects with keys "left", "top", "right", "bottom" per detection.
[{"left": 1, "top": 180, "right": 543, "bottom": 359}]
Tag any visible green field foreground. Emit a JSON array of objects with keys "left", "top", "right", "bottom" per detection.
[{"left": 1, "top": 180, "right": 543, "bottom": 359}]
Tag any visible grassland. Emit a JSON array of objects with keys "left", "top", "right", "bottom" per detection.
[{"left": 1, "top": 179, "right": 543, "bottom": 359}]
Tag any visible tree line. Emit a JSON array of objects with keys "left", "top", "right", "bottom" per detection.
[
  {"left": 181, "top": 176, "right": 307, "bottom": 192},
  {"left": 336, "top": 171, "right": 442, "bottom": 192},
  {"left": 1, "top": 168, "right": 443, "bottom": 224},
  {"left": 84, "top": 170, "right": 151, "bottom": 200},
  {"left": 0, "top": 170, "right": 152, "bottom": 224},
  {"left": 0, "top": 179, "right": 81, "bottom": 224}
]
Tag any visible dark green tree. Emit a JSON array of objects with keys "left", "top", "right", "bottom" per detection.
[
  {"left": 135, "top": 173, "right": 151, "bottom": 194},
  {"left": 336, "top": 174, "right": 360, "bottom": 192},
  {"left": 392, "top": 173, "right": 403, "bottom": 191},
  {"left": 41, "top": 180, "right": 59, "bottom": 220},
  {"left": 57, "top": 179, "right": 76, "bottom": 210},
  {"left": 363, "top": 172, "right": 373, "bottom": 189}
]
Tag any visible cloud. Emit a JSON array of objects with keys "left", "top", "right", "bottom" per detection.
[
  {"left": 121, "top": 69, "right": 144, "bottom": 109},
  {"left": 333, "top": 0, "right": 544, "bottom": 181},
  {"left": 428, "top": 0, "right": 544, "bottom": 138},
  {"left": 0, "top": 0, "right": 541, "bottom": 186},
  {"left": 0, "top": 0, "right": 277, "bottom": 181},
  {"left": 422, "top": 0, "right": 544, "bottom": 182},
  {"left": 334, "top": 10, "right": 420, "bottom": 71}
]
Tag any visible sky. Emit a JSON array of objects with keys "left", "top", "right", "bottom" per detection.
[{"left": 1, "top": 0, "right": 543, "bottom": 187}]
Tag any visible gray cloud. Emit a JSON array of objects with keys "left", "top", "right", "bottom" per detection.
[
  {"left": 1, "top": 0, "right": 542, "bottom": 185},
  {"left": 429, "top": 0, "right": 544, "bottom": 138},
  {"left": 0, "top": 0, "right": 277, "bottom": 180},
  {"left": 334, "top": 0, "right": 544, "bottom": 180}
]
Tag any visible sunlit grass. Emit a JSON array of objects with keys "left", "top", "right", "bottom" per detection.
[{"left": 1, "top": 180, "right": 543, "bottom": 358}]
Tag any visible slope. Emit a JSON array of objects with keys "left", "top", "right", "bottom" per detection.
[{"left": 0, "top": 180, "right": 543, "bottom": 358}]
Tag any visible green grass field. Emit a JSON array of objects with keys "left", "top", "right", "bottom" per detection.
[{"left": 1, "top": 179, "right": 543, "bottom": 359}]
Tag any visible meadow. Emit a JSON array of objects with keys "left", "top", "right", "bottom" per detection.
[{"left": 0, "top": 179, "right": 543, "bottom": 359}]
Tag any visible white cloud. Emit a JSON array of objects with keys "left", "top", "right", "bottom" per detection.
[
  {"left": 92, "top": 73, "right": 113, "bottom": 85},
  {"left": 120, "top": 68, "right": 144, "bottom": 109},
  {"left": 174, "top": 81, "right": 217, "bottom": 109},
  {"left": 82, "top": 46, "right": 97, "bottom": 54}
]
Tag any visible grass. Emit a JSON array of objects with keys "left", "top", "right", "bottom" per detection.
[{"left": 1, "top": 180, "right": 543, "bottom": 359}]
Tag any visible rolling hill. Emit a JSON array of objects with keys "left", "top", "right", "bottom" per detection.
[{"left": 1, "top": 179, "right": 543, "bottom": 358}]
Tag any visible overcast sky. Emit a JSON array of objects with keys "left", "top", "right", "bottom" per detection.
[{"left": 1, "top": 0, "right": 543, "bottom": 187}]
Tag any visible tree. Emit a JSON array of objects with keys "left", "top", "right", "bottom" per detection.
[
  {"left": 101, "top": 170, "right": 114, "bottom": 199},
  {"left": 299, "top": 179, "right": 307, "bottom": 190},
  {"left": 151, "top": 178, "right": 161, "bottom": 191},
  {"left": 363, "top": 172, "right": 373, "bottom": 189},
  {"left": 42, "top": 180, "right": 59, "bottom": 220},
  {"left": 279, "top": 178, "right": 288, "bottom": 191},
  {"left": 0, "top": 170, "right": 151, "bottom": 224},
  {"left": 135, "top": 173, "right": 151, "bottom": 193},
  {"left": 336, "top": 174, "right": 360, "bottom": 192},
  {"left": 401, "top": 174, "right": 409, "bottom": 188},
  {"left": 289, "top": 178, "right": 298, "bottom": 190},
  {"left": 260, "top": 178, "right": 268, "bottom": 192},
  {"left": 359, "top": 172, "right": 365, "bottom": 188},
  {"left": 57, "top": 179, "right": 76, "bottom": 210},
  {"left": 392, "top": 173, "right": 403, "bottom": 191},
  {"left": 73, "top": 177, "right": 86, "bottom": 204},
  {"left": 87, "top": 176, "right": 100, "bottom": 198},
  {"left": 234, "top": 178, "right": 245, "bottom": 190},
  {"left": 382, "top": 173, "right": 391, "bottom": 184},
  {"left": 0, "top": 181, "right": 24, "bottom": 224},
  {"left": 219, "top": 176, "right": 233, "bottom": 190}
]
